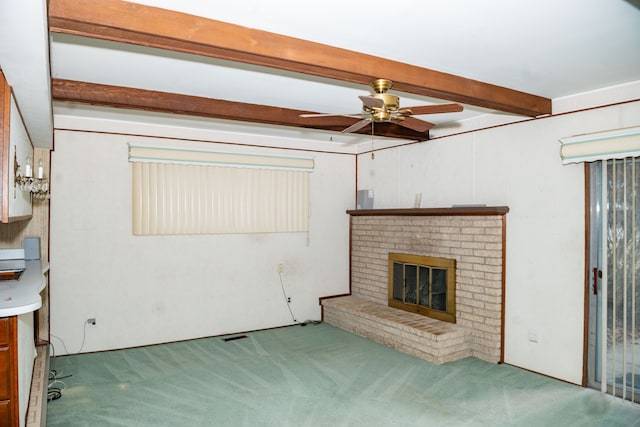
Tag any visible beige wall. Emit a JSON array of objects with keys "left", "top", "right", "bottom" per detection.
[
  {"left": 357, "top": 97, "right": 640, "bottom": 384},
  {"left": 43, "top": 81, "right": 640, "bottom": 382},
  {"left": 49, "top": 126, "right": 353, "bottom": 354}
]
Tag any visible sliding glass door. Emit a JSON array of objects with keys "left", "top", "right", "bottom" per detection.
[{"left": 588, "top": 157, "right": 640, "bottom": 403}]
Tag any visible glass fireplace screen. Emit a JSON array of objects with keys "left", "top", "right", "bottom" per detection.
[{"left": 388, "top": 253, "right": 456, "bottom": 323}]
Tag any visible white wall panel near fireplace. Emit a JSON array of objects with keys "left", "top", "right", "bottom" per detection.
[
  {"left": 357, "top": 90, "right": 640, "bottom": 384},
  {"left": 49, "top": 119, "right": 352, "bottom": 354}
]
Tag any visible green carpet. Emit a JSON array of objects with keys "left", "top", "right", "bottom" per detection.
[{"left": 47, "top": 323, "right": 640, "bottom": 426}]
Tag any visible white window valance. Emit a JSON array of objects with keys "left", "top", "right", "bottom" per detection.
[
  {"left": 128, "top": 145, "right": 314, "bottom": 171},
  {"left": 559, "top": 126, "right": 640, "bottom": 164}
]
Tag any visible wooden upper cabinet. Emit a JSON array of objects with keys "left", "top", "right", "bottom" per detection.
[{"left": 0, "top": 70, "right": 33, "bottom": 223}]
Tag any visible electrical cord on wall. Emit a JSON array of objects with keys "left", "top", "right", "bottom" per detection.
[
  {"left": 77, "top": 321, "right": 89, "bottom": 354},
  {"left": 278, "top": 270, "right": 297, "bottom": 323},
  {"left": 49, "top": 334, "right": 70, "bottom": 355},
  {"left": 50, "top": 318, "right": 90, "bottom": 355}
]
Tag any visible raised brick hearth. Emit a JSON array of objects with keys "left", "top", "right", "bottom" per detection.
[
  {"left": 322, "top": 207, "right": 508, "bottom": 364},
  {"left": 322, "top": 295, "right": 472, "bottom": 364}
]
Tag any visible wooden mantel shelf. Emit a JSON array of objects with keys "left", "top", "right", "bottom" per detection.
[{"left": 346, "top": 206, "right": 509, "bottom": 217}]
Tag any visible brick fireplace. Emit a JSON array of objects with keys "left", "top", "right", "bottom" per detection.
[{"left": 322, "top": 206, "right": 508, "bottom": 364}]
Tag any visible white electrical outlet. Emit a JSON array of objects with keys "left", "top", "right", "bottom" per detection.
[
  {"left": 528, "top": 329, "right": 539, "bottom": 343},
  {"left": 277, "top": 263, "right": 284, "bottom": 273}
]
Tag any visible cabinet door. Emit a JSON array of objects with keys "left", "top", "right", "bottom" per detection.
[
  {"left": 0, "top": 317, "right": 8, "bottom": 345},
  {"left": 0, "top": 318, "right": 10, "bottom": 402},
  {"left": 0, "top": 317, "right": 17, "bottom": 427},
  {"left": 0, "top": 347, "right": 10, "bottom": 398},
  {"left": 0, "top": 70, "right": 33, "bottom": 223},
  {"left": 0, "top": 400, "right": 11, "bottom": 427}
]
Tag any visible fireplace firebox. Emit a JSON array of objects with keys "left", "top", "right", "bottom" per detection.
[{"left": 388, "top": 252, "right": 456, "bottom": 323}]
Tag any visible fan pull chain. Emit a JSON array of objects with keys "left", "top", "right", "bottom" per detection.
[{"left": 371, "top": 120, "right": 375, "bottom": 159}]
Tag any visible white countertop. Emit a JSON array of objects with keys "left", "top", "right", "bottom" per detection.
[{"left": 0, "top": 259, "right": 49, "bottom": 317}]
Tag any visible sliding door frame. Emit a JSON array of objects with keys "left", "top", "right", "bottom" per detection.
[{"left": 583, "top": 163, "right": 591, "bottom": 387}]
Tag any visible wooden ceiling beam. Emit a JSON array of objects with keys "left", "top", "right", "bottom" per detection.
[
  {"left": 51, "top": 79, "right": 431, "bottom": 141},
  {"left": 48, "top": 0, "right": 551, "bottom": 117}
]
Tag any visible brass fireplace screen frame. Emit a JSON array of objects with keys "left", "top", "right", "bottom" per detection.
[{"left": 388, "top": 253, "right": 456, "bottom": 323}]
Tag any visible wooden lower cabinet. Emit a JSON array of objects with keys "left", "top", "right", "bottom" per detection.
[
  {"left": 0, "top": 316, "right": 18, "bottom": 427},
  {"left": 0, "top": 400, "right": 11, "bottom": 427}
]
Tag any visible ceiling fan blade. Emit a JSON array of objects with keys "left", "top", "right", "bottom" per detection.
[
  {"left": 300, "top": 112, "right": 363, "bottom": 118},
  {"left": 341, "top": 119, "right": 372, "bottom": 134},
  {"left": 402, "top": 103, "right": 464, "bottom": 115},
  {"left": 396, "top": 116, "right": 435, "bottom": 133},
  {"left": 359, "top": 95, "right": 385, "bottom": 109}
]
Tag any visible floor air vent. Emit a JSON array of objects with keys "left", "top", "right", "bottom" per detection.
[{"left": 222, "top": 335, "right": 248, "bottom": 342}]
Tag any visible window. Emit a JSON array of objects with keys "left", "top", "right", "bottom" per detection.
[
  {"left": 388, "top": 253, "right": 456, "bottom": 323},
  {"left": 129, "top": 145, "right": 313, "bottom": 235}
]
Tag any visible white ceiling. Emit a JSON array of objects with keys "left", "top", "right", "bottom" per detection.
[
  {"left": 125, "top": 0, "right": 640, "bottom": 99},
  {"left": 0, "top": 0, "right": 51, "bottom": 148},
  {"left": 2, "top": 0, "right": 640, "bottom": 149}
]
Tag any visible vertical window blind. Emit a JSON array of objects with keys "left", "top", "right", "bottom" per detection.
[
  {"left": 595, "top": 158, "right": 639, "bottom": 402},
  {"left": 129, "top": 145, "right": 313, "bottom": 235}
]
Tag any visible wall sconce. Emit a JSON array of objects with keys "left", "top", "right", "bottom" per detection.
[{"left": 14, "top": 150, "right": 50, "bottom": 200}]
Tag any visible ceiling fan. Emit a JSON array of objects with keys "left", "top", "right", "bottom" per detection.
[{"left": 300, "top": 78, "right": 464, "bottom": 134}]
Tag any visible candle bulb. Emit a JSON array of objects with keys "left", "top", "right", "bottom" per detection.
[
  {"left": 25, "top": 156, "right": 32, "bottom": 178},
  {"left": 37, "top": 160, "right": 44, "bottom": 179}
]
